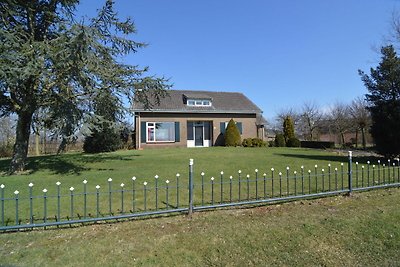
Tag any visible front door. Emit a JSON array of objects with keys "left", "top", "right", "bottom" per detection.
[{"left": 194, "top": 125, "right": 204, "bottom": 146}]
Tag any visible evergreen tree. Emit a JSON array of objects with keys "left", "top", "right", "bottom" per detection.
[
  {"left": 359, "top": 45, "right": 400, "bottom": 157},
  {"left": 283, "top": 116, "right": 295, "bottom": 142},
  {"left": 83, "top": 90, "right": 122, "bottom": 153},
  {"left": 225, "top": 119, "right": 241, "bottom": 146},
  {"left": 0, "top": 0, "right": 169, "bottom": 173}
]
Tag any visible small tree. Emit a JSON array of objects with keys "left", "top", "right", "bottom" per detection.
[
  {"left": 299, "top": 102, "right": 323, "bottom": 141},
  {"left": 275, "top": 108, "right": 300, "bottom": 134},
  {"left": 328, "top": 102, "right": 352, "bottom": 146},
  {"left": 225, "top": 119, "right": 241, "bottom": 146},
  {"left": 283, "top": 116, "right": 295, "bottom": 142}
]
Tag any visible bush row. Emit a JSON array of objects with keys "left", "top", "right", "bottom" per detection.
[
  {"left": 271, "top": 134, "right": 301, "bottom": 147},
  {"left": 270, "top": 135, "right": 335, "bottom": 149},
  {"left": 242, "top": 138, "right": 267, "bottom": 147},
  {"left": 300, "top": 141, "right": 335, "bottom": 149}
]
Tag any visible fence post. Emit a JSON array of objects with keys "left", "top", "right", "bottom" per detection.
[
  {"left": 14, "top": 190, "right": 19, "bottom": 225},
  {"left": 188, "top": 158, "right": 194, "bottom": 216},
  {"left": 1, "top": 184, "right": 4, "bottom": 226},
  {"left": 29, "top": 183, "right": 34, "bottom": 224},
  {"left": 348, "top": 151, "right": 353, "bottom": 196}
]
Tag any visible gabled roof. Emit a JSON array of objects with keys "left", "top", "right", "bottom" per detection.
[{"left": 132, "top": 89, "right": 263, "bottom": 114}]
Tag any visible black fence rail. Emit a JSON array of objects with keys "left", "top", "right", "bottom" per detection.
[{"left": 1, "top": 152, "right": 399, "bottom": 231}]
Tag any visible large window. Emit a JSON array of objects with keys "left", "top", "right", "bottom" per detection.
[
  {"left": 221, "top": 121, "right": 243, "bottom": 134},
  {"left": 147, "top": 122, "right": 175, "bottom": 142}
]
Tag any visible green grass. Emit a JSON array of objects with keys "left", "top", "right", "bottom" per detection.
[
  {"left": 0, "top": 148, "right": 398, "bottom": 266},
  {"left": 0, "top": 147, "right": 376, "bottom": 190},
  {"left": 0, "top": 188, "right": 399, "bottom": 266},
  {"left": 0, "top": 147, "right": 388, "bottom": 226}
]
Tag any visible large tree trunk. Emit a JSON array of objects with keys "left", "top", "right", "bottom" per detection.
[{"left": 10, "top": 110, "right": 34, "bottom": 173}]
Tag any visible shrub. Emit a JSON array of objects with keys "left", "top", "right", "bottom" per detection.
[
  {"left": 242, "top": 138, "right": 267, "bottom": 147},
  {"left": 83, "top": 126, "right": 122, "bottom": 153},
  {"left": 225, "top": 119, "right": 241, "bottom": 146},
  {"left": 242, "top": 138, "right": 253, "bottom": 147},
  {"left": 287, "top": 137, "right": 301, "bottom": 147},
  {"left": 300, "top": 141, "right": 335, "bottom": 149},
  {"left": 268, "top": 140, "right": 275, "bottom": 147},
  {"left": 252, "top": 138, "right": 267, "bottom": 147},
  {"left": 274, "top": 134, "right": 286, "bottom": 147}
]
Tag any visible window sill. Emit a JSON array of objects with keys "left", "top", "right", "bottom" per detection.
[{"left": 146, "top": 141, "right": 176, "bottom": 144}]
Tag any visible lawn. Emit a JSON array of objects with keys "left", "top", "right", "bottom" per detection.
[
  {"left": 0, "top": 147, "right": 373, "bottom": 193},
  {"left": 0, "top": 147, "right": 388, "bottom": 227},
  {"left": 0, "top": 187, "right": 399, "bottom": 266},
  {"left": 0, "top": 147, "right": 399, "bottom": 266}
]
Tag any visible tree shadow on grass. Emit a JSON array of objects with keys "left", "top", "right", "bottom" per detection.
[
  {"left": 25, "top": 155, "right": 89, "bottom": 175},
  {"left": 0, "top": 152, "right": 141, "bottom": 176},
  {"left": 275, "top": 153, "right": 383, "bottom": 165}
]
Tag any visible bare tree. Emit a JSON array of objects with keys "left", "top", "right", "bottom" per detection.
[
  {"left": 0, "top": 116, "right": 16, "bottom": 147},
  {"left": 328, "top": 102, "right": 352, "bottom": 145},
  {"left": 349, "top": 97, "right": 371, "bottom": 149},
  {"left": 299, "top": 102, "right": 323, "bottom": 141},
  {"left": 390, "top": 11, "right": 400, "bottom": 49}
]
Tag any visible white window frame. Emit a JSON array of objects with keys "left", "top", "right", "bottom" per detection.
[
  {"left": 146, "top": 122, "right": 175, "bottom": 143},
  {"left": 187, "top": 99, "right": 212, "bottom": 107}
]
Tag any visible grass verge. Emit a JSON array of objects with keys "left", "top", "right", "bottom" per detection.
[{"left": 0, "top": 188, "right": 399, "bottom": 266}]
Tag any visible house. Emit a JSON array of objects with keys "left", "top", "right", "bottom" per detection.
[{"left": 132, "top": 90, "right": 267, "bottom": 149}]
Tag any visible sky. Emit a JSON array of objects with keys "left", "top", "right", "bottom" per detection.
[{"left": 77, "top": 0, "right": 400, "bottom": 121}]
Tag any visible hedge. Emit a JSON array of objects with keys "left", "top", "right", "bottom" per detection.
[{"left": 300, "top": 141, "right": 335, "bottom": 149}]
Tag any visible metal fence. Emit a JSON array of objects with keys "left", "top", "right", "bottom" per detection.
[{"left": 1, "top": 151, "right": 400, "bottom": 231}]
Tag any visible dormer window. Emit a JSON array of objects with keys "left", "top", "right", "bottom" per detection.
[{"left": 187, "top": 99, "right": 212, "bottom": 106}]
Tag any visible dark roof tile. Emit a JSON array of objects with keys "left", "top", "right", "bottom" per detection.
[{"left": 132, "top": 89, "right": 262, "bottom": 113}]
